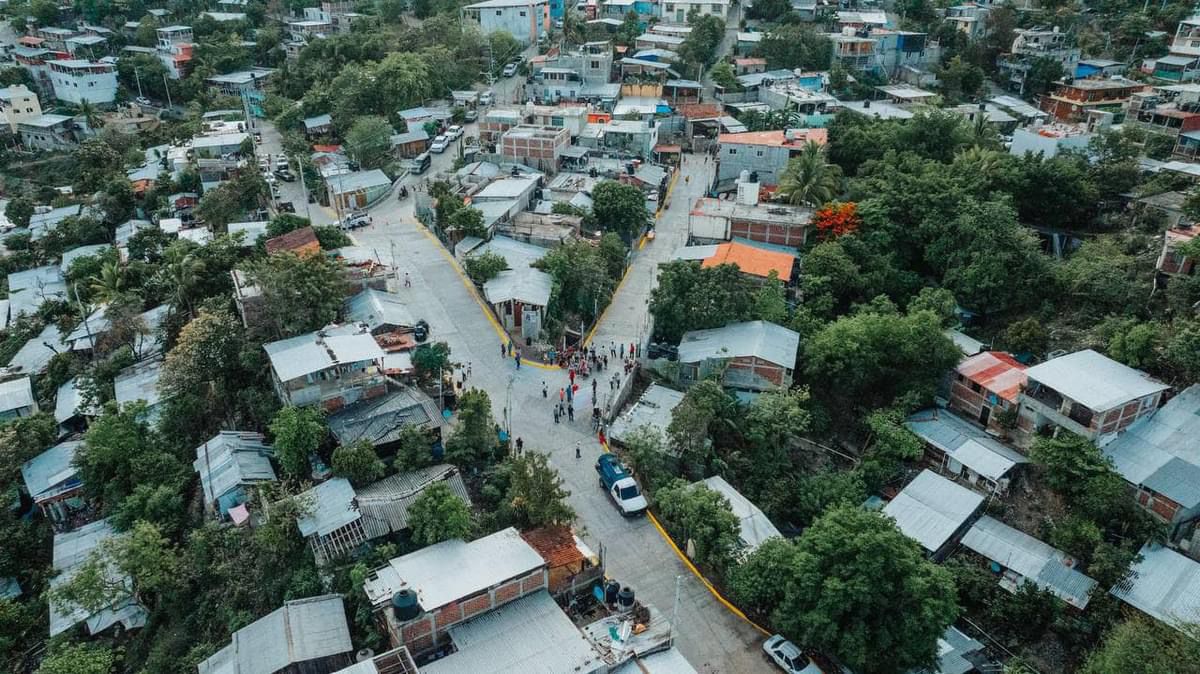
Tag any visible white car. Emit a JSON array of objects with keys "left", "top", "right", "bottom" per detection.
[
  {"left": 430, "top": 135, "right": 449, "bottom": 153},
  {"left": 502, "top": 62, "right": 519, "bottom": 77},
  {"left": 135, "top": 96, "right": 152, "bottom": 107},
  {"left": 763, "top": 636, "right": 823, "bottom": 674},
  {"left": 446, "top": 125, "right": 463, "bottom": 141}
]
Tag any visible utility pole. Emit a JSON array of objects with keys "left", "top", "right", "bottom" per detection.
[
  {"left": 669, "top": 575, "right": 682, "bottom": 642},
  {"left": 133, "top": 68, "right": 144, "bottom": 99},
  {"left": 295, "top": 153, "right": 313, "bottom": 222},
  {"left": 162, "top": 73, "right": 173, "bottom": 110},
  {"left": 71, "top": 283, "right": 94, "bottom": 358}
]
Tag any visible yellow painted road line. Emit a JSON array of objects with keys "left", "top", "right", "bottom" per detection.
[
  {"left": 598, "top": 439, "right": 771, "bottom": 637},
  {"left": 412, "top": 221, "right": 559, "bottom": 371}
]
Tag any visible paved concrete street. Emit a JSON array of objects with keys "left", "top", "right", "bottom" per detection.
[{"left": 347, "top": 150, "right": 768, "bottom": 671}]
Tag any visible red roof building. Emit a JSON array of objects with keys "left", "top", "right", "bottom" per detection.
[
  {"left": 265, "top": 226, "right": 320, "bottom": 256},
  {"left": 949, "top": 351, "right": 1028, "bottom": 434}
]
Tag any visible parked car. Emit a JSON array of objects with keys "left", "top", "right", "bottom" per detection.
[
  {"left": 763, "top": 636, "right": 823, "bottom": 674},
  {"left": 274, "top": 169, "right": 296, "bottom": 182},
  {"left": 337, "top": 211, "right": 372, "bottom": 230},
  {"left": 277, "top": 201, "right": 296, "bottom": 214},
  {"left": 413, "top": 319, "right": 429, "bottom": 343},
  {"left": 135, "top": 96, "right": 152, "bottom": 107},
  {"left": 275, "top": 157, "right": 289, "bottom": 171},
  {"left": 595, "top": 454, "right": 647, "bottom": 516},
  {"left": 411, "top": 152, "right": 432, "bottom": 174},
  {"left": 430, "top": 135, "right": 449, "bottom": 153},
  {"left": 464, "top": 109, "right": 478, "bottom": 122},
  {"left": 502, "top": 62, "right": 519, "bottom": 77},
  {"left": 446, "top": 125, "right": 463, "bottom": 141}
]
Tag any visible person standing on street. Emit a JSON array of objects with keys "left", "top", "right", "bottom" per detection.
[
  {"left": 514, "top": 351, "right": 521, "bottom": 369},
  {"left": 467, "top": 362, "right": 472, "bottom": 379},
  {"left": 542, "top": 381, "right": 548, "bottom": 398},
  {"left": 567, "top": 404, "right": 574, "bottom": 422},
  {"left": 404, "top": 272, "right": 411, "bottom": 288},
  {"left": 591, "top": 379, "right": 598, "bottom": 397},
  {"left": 575, "top": 441, "right": 581, "bottom": 459},
  {"left": 515, "top": 437, "right": 523, "bottom": 454},
  {"left": 554, "top": 406, "right": 560, "bottom": 424},
  {"left": 559, "top": 387, "right": 565, "bottom": 403}
]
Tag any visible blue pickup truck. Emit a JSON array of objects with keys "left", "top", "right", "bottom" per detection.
[{"left": 595, "top": 454, "right": 648, "bottom": 517}]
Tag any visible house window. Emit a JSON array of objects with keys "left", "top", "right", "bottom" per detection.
[
  {"left": 591, "top": 60, "right": 600, "bottom": 68},
  {"left": 728, "top": 148, "right": 737, "bottom": 155},
  {"left": 519, "top": 10, "right": 526, "bottom": 15},
  {"left": 496, "top": 9, "right": 502, "bottom": 14},
  {"left": 969, "top": 381, "right": 981, "bottom": 393},
  {"left": 756, "top": 149, "right": 764, "bottom": 157}
]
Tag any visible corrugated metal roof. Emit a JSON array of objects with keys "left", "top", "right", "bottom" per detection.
[
  {"left": 419, "top": 591, "right": 604, "bottom": 674},
  {"left": 296, "top": 478, "right": 361, "bottom": 538},
  {"left": 883, "top": 470, "right": 983, "bottom": 554},
  {"left": 914, "top": 626, "right": 984, "bottom": 674},
  {"left": 344, "top": 289, "right": 415, "bottom": 331},
  {"left": 7, "top": 324, "right": 67, "bottom": 374},
  {"left": 192, "top": 431, "right": 276, "bottom": 507},
  {"left": 60, "top": 244, "right": 110, "bottom": 273},
  {"left": 483, "top": 268, "right": 553, "bottom": 307},
  {"left": 264, "top": 332, "right": 335, "bottom": 381},
  {"left": 363, "top": 527, "right": 545, "bottom": 610},
  {"left": 49, "top": 518, "right": 148, "bottom": 637},
  {"left": 327, "top": 388, "right": 444, "bottom": 448},
  {"left": 700, "top": 476, "right": 781, "bottom": 553},
  {"left": 326, "top": 332, "right": 387, "bottom": 364},
  {"left": 609, "top": 383, "right": 685, "bottom": 446},
  {"left": 1102, "top": 385, "right": 1200, "bottom": 508},
  {"left": 328, "top": 169, "right": 391, "bottom": 195},
  {"left": 1025, "top": 349, "right": 1168, "bottom": 411},
  {"left": 0, "top": 376, "right": 35, "bottom": 413},
  {"left": 7, "top": 265, "right": 62, "bottom": 293},
  {"left": 905, "top": 409, "right": 1027, "bottom": 482},
  {"left": 677, "top": 320, "right": 799, "bottom": 369},
  {"left": 612, "top": 648, "right": 699, "bottom": 674},
  {"left": 956, "top": 351, "right": 1027, "bottom": 402},
  {"left": 114, "top": 357, "right": 166, "bottom": 408},
  {"left": 355, "top": 464, "right": 471, "bottom": 533},
  {"left": 21, "top": 440, "right": 82, "bottom": 501},
  {"left": 961, "top": 516, "right": 1096, "bottom": 609},
  {"left": 1111, "top": 543, "right": 1200, "bottom": 631},
  {"left": 197, "top": 594, "right": 352, "bottom": 674}
]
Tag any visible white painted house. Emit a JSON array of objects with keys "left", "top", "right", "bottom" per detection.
[
  {"left": 462, "top": 0, "right": 549, "bottom": 46},
  {"left": 48, "top": 60, "right": 118, "bottom": 105},
  {"left": 662, "top": 0, "right": 729, "bottom": 22}
]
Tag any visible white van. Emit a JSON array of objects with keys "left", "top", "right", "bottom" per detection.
[{"left": 479, "top": 90, "right": 495, "bottom": 106}]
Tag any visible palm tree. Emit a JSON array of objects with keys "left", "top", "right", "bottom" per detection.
[
  {"left": 77, "top": 100, "right": 101, "bottom": 131},
  {"left": 89, "top": 261, "right": 126, "bottom": 302},
  {"left": 160, "top": 244, "right": 206, "bottom": 317},
  {"left": 953, "top": 146, "right": 1008, "bottom": 182},
  {"left": 776, "top": 141, "right": 841, "bottom": 208}
]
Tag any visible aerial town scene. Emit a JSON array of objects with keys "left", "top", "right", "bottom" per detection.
[{"left": 1, "top": 0, "right": 1199, "bottom": 671}]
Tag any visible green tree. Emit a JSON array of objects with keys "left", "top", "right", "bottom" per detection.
[
  {"left": 505, "top": 452, "right": 574, "bottom": 528},
  {"left": 655, "top": 479, "right": 741, "bottom": 571},
  {"left": 332, "top": 440, "right": 387, "bottom": 486},
  {"left": 1165, "top": 318, "right": 1200, "bottom": 381},
  {"left": 774, "top": 505, "right": 957, "bottom": 674},
  {"left": 1030, "top": 433, "right": 1113, "bottom": 499},
  {"left": 1025, "top": 56, "right": 1065, "bottom": 96},
  {"left": 755, "top": 24, "right": 832, "bottom": 71},
  {"left": 345, "top": 115, "right": 395, "bottom": 170},
  {"left": 76, "top": 403, "right": 187, "bottom": 510},
  {"left": 906, "top": 287, "right": 957, "bottom": 326},
  {"left": 249, "top": 251, "right": 348, "bottom": 338},
  {"left": 536, "top": 241, "right": 617, "bottom": 323},
  {"left": 649, "top": 261, "right": 755, "bottom": 343},
  {"left": 160, "top": 307, "right": 243, "bottom": 401},
  {"left": 51, "top": 520, "right": 179, "bottom": 613},
  {"left": 730, "top": 536, "right": 800, "bottom": 615},
  {"left": 444, "top": 388, "right": 496, "bottom": 464},
  {"left": 393, "top": 424, "right": 435, "bottom": 472},
  {"left": 448, "top": 207, "right": 487, "bottom": 239},
  {"left": 764, "top": 469, "right": 867, "bottom": 530},
  {"left": 4, "top": 197, "right": 34, "bottom": 228},
  {"left": 936, "top": 56, "right": 984, "bottom": 103},
  {"left": 621, "top": 426, "right": 673, "bottom": 494},
  {"left": 750, "top": 271, "right": 789, "bottom": 323},
  {"left": 195, "top": 170, "right": 267, "bottom": 230},
  {"left": 667, "top": 380, "right": 737, "bottom": 477},
  {"left": 36, "top": 643, "right": 116, "bottom": 674},
  {"left": 1003, "top": 317, "right": 1049, "bottom": 357},
  {"left": 408, "top": 481, "right": 472, "bottom": 545},
  {"left": 678, "top": 14, "right": 726, "bottom": 68},
  {"left": 1082, "top": 618, "right": 1200, "bottom": 674},
  {"left": 412, "top": 341, "right": 453, "bottom": 383},
  {"left": 270, "top": 406, "right": 327, "bottom": 478},
  {"left": 804, "top": 309, "right": 960, "bottom": 413},
  {"left": 709, "top": 61, "right": 740, "bottom": 91},
  {"left": 591, "top": 180, "right": 651, "bottom": 242},
  {"left": 779, "top": 142, "right": 842, "bottom": 208}
]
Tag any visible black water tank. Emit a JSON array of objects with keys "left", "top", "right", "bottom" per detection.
[
  {"left": 604, "top": 580, "right": 621, "bottom": 605},
  {"left": 617, "top": 586, "right": 635, "bottom": 610},
  {"left": 392, "top": 589, "right": 421, "bottom": 621}
]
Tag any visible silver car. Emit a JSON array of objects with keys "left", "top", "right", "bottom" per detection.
[{"left": 763, "top": 635, "right": 823, "bottom": 674}]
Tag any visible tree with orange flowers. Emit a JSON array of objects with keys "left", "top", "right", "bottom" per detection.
[{"left": 812, "top": 201, "right": 861, "bottom": 238}]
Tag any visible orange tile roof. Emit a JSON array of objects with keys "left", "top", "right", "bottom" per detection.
[
  {"left": 265, "top": 226, "right": 320, "bottom": 255},
  {"left": 718, "top": 128, "right": 829, "bottom": 147},
  {"left": 678, "top": 103, "right": 723, "bottom": 120},
  {"left": 956, "top": 351, "right": 1027, "bottom": 402},
  {"left": 701, "top": 241, "right": 795, "bottom": 281},
  {"left": 519, "top": 525, "right": 586, "bottom": 568}
]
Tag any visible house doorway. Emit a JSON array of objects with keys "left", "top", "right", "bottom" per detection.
[{"left": 978, "top": 406, "right": 991, "bottom": 427}]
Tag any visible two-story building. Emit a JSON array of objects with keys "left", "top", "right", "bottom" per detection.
[
  {"left": 998, "top": 26, "right": 1080, "bottom": 94},
  {"left": 499, "top": 124, "right": 571, "bottom": 173},
  {"left": 1015, "top": 349, "right": 1170, "bottom": 447},
  {"left": 687, "top": 196, "right": 813, "bottom": 247},
  {"left": 19, "top": 113, "right": 78, "bottom": 151},
  {"left": 48, "top": 60, "right": 118, "bottom": 105},
  {"left": 661, "top": 0, "right": 729, "bottom": 22},
  {"left": 948, "top": 350, "right": 1028, "bottom": 435},
  {"left": 155, "top": 25, "right": 195, "bottom": 79},
  {"left": 0, "top": 84, "right": 42, "bottom": 133},
  {"left": 264, "top": 324, "right": 388, "bottom": 410},
  {"left": 715, "top": 128, "right": 828, "bottom": 189},
  {"left": 1040, "top": 77, "right": 1145, "bottom": 122},
  {"left": 462, "top": 0, "right": 549, "bottom": 45},
  {"left": 1157, "top": 225, "right": 1197, "bottom": 277},
  {"left": 21, "top": 440, "right": 87, "bottom": 526}
]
